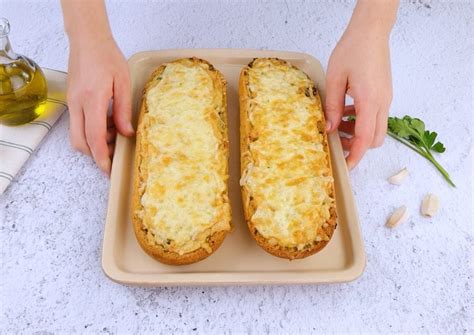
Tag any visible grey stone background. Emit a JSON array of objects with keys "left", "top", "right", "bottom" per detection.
[{"left": 1, "top": 0, "right": 472, "bottom": 333}]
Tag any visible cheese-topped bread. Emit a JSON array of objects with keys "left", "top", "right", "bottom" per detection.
[
  {"left": 132, "top": 57, "right": 232, "bottom": 265},
  {"left": 239, "top": 58, "right": 337, "bottom": 260}
]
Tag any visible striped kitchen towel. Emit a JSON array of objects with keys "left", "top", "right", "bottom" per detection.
[{"left": 0, "top": 68, "right": 68, "bottom": 195}]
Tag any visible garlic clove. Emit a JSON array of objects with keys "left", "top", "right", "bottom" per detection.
[
  {"left": 388, "top": 168, "right": 409, "bottom": 185},
  {"left": 421, "top": 193, "right": 440, "bottom": 217},
  {"left": 386, "top": 205, "right": 409, "bottom": 228}
]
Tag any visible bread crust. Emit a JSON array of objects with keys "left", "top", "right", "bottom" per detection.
[
  {"left": 239, "top": 57, "right": 337, "bottom": 260},
  {"left": 131, "top": 57, "right": 230, "bottom": 265}
]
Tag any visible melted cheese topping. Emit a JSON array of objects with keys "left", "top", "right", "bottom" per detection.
[
  {"left": 241, "top": 59, "right": 335, "bottom": 250},
  {"left": 138, "top": 61, "right": 231, "bottom": 255}
]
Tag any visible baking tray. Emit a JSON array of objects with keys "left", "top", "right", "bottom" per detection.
[{"left": 102, "top": 49, "right": 366, "bottom": 286}]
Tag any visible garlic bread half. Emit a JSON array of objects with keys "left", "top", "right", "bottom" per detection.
[
  {"left": 239, "top": 58, "right": 337, "bottom": 260},
  {"left": 132, "top": 57, "right": 231, "bottom": 265}
]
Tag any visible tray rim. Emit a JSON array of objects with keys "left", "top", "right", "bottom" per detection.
[{"left": 102, "top": 48, "right": 366, "bottom": 286}]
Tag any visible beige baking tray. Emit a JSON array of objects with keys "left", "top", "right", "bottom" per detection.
[{"left": 102, "top": 49, "right": 365, "bottom": 286}]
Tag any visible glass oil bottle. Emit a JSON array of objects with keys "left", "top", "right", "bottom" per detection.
[{"left": 0, "top": 17, "right": 47, "bottom": 126}]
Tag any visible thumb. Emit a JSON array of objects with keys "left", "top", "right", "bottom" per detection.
[
  {"left": 112, "top": 73, "right": 134, "bottom": 136},
  {"left": 324, "top": 70, "right": 347, "bottom": 132}
]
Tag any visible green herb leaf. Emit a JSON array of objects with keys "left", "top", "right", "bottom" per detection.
[
  {"left": 388, "top": 117, "right": 410, "bottom": 138},
  {"left": 387, "top": 115, "right": 454, "bottom": 187},
  {"left": 409, "top": 118, "right": 425, "bottom": 136},
  {"left": 340, "top": 114, "right": 454, "bottom": 186},
  {"left": 432, "top": 142, "right": 446, "bottom": 153},
  {"left": 424, "top": 131, "right": 437, "bottom": 148}
]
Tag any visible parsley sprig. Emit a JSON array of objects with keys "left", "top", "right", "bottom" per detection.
[
  {"left": 387, "top": 116, "right": 455, "bottom": 187},
  {"left": 345, "top": 115, "right": 455, "bottom": 187}
]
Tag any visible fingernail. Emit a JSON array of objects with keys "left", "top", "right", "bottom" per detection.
[
  {"left": 326, "top": 120, "right": 332, "bottom": 131},
  {"left": 127, "top": 123, "right": 135, "bottom": 135},
  {"left": 347, "top": 160, "right": 354, "bottom": 170}
]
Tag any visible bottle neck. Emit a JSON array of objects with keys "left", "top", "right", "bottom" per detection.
[
  {"left": 0, "top": 18, "right": 16, "bottom": 61},
  {"left": 0, "top": 35, "right": 17, "bottom": 61}
]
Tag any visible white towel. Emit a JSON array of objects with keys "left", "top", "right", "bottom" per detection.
[{"left": 0, "top": 68, "right": 68, "bottom": 195}]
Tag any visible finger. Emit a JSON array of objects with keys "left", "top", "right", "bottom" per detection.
[
  {"left": 346, "top": 137, "right": 370, "bottom": 170},
  {"left": 372, "top": 107, "right": 389, "bottom": 148},
  {"left": 84, "top": 96, "right": 111, "bottom": 174},
  {"left": 338, "top": 120, "right": 355, "bottom": 135},
  {"left": 106, "top": 127, "right": 117, "bottom": 144},
  {"left": 112, "top": 72, "right": 134, "bottom": 136},
  {"left": 68, "top": 101, "right": 91, "bottom": 156},
  {"left": 345, "top": 100, "right": 377, "bottom": 170},
  {"left": 325, "top": 68, "right": 347, "bottom": 132}
]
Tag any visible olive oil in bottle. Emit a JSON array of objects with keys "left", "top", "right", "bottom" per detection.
[{"left": 0, "top": 17, "right": 47, "bottom": 126}]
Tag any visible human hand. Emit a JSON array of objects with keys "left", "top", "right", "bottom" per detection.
[
  {"left": 325, "top": 1, "right": 398, "bottom": 170},
  {"left": 66, "top": 36, "right": 133, "bottom": 175}
]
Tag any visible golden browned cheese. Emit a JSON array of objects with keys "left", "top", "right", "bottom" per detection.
[
  {"left": 239, "top": 58, "right": 337, "bottom": 259},
  {"left": 132, "top": 58, "right": 231, "bottom": 265}
]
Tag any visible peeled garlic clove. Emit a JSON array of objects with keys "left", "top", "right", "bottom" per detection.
[
  {"left": 421, "top": 194, "right": 440, "bottom": 217},
  {"left": 388, "top": 168, "right": 409, "bottom": 185},
  {"left": 386, "top": 205, "right": 409, "bottom": 228}
]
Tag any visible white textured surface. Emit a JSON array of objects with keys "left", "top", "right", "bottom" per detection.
[{"left": 1, "top": 0, "right": 473, "bottom": 333}]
